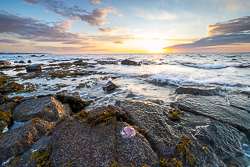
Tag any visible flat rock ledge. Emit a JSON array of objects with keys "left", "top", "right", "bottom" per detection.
[{"left": 175, "top": 84, "right": 220, "bottom": 96}]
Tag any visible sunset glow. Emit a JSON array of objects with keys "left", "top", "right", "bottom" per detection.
[{"left": 0, "top": 0, "right": 250, "bottom": 54}]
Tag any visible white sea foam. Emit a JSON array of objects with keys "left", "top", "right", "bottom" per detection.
[{"left": 181, "top": 63, "right": 230, "bottom": 69}]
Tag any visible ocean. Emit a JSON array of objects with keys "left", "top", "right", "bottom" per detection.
[{"left": 1, "top": 52, "right": 250, "bottom": 108}]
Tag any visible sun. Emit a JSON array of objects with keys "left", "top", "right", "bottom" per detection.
[{"left": 144, "top": 40, "right": 168, "bottom": 53}]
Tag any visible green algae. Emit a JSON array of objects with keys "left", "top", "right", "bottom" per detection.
[
  {"left": 160, "top": 157, "right": 183, "bottom": 167},
  {"left": 72, "top": 110, "right": 89, "bottom": 120},
  {"left": 28, "top": 146, "right": 52, "bottom": 167},
  {"left": 168, "top": 108, "right": 184, "bottom": 121}
]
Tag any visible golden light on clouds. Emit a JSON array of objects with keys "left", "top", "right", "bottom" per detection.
[{"left": 143, "top": 39, "right": 170, "bottom": 53}]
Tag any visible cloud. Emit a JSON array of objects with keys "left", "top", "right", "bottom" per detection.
[
  {"left": 118, "top": 14, "right": 123, "bottom": 17},
  {"left": 0, "top": 39, "right": 20, "bottom": 43},
  {"left": 135, "top": 9, "right": 177, "bottom": 20},
  {"left": 166, "top": 16, "right": 250, "bottom": 51},
  {"left": 114, "top": 41, "right": 123, "bottom": 44},
  {"left": 22, "top": 0, "right": 116, "bottom": 26},
  {"left": 98, "top": 27, "right": 120, "bottom": 33},
  {"left": 44, "top": 10, "right": 49, "bottom": 13},
  {"left": 207, "top": 16, "right": 250, "bottom": 35},
  {"left": 0, "top": 11, "right": 84, "bottom": 42},
  {"left": 89, "top": 0, "right": 102, "bottom": 5}
]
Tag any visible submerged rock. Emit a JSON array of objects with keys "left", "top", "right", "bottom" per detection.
[
  {"left": 175, "top": 84, "right": 220, "bottom": 96},
  {"left": 170, "top": 94, "right": 250, "bottom": 137},
  {"left": 0, "top": 119, "right": 54, "bottom": 164},
  {"left": 103, "top": 81, "right": 118, "bottom": 92},
  {"left": 97, "top": 60, "right": 118, "bottom": 65},
  {"left": 25, "top": 64, "right": 41, "bottom": 72},
  {"left": 73, "top": 60, "right": 88, "bottom": 66},
  {"left": 121, "top": 59, "right": 141, "bottom": 66},
  {"left": 0, "top": 60, "right": 11, "bottom": 65},
  {"left": 13, "top": 96, "right": 71, "bottom": 122},
  {"left": 19, "top": 60, "right": 25, "bottom": 64}
]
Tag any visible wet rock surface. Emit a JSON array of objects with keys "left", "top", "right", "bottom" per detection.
[
  {"left": 121, "top": 59, "right": 141, "bottom": 66},
  {"left": 0, "top": 60, "right": 11, "bottom": 65},
  {"left": 102, "top": 81, "right": 118, "bottom": 92},
  {"left": 13, "top": 96, "right": 71, "bottom": 122},
  {"left": 25, "top": 64, "right": 41, "bottom": 72},
  {"left": 227, "top": 94, "right": 250, "bottom": 112},
  {"left": 0, "top": 119, "right": 54, "bottom": 164},
  {"left": 97, "top": 60, "right": 118, "bottom": 65},
  {"left": 171, "top": 94, "right": 250, "bottom": 137},
  {"left": 175, "top": 84, "right": 220, "bottom": 96}
]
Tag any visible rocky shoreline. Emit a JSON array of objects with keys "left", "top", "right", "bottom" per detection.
[
  {"left": 1, "top": 59, "right": 250, "bottom": 166},
  {"left": 0, "top": 84, "right": 249, "bottom": 167}
]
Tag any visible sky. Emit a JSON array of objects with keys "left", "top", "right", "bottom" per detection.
[{"left": 0, "top": 0, "right": 250, "bottom": 54}]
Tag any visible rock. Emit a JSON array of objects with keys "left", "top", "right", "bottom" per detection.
[
  {"left": 116, "top": 122, "right": 159, "bottom": 167},
  {"left": 12, "top": 136, "right": 52, "bottom": 167},
  {"left": 0, "top": 86, "right": 12, "bottom": 94},
  {"left": 14, "top": 61, "right": 18, "bottom": 63},
  {"left": 55, "top": 92, "right": 86, "bottom": 113},
  {"left": 25, "top": 64, "right": 41, "bottom": 72},
  {"left": 73, "top": 60, "right": 88, "bottom": 66},
  {"left": 13, "top": 96, "right": 71, "bottom": 122},
  {"left": 31, "top": 55, "right": 38, "bottom": 57},
  {"left": 175, "top": 84, "right": 220, "bottom": 96},
  {"left": 27, "top": 60, "right": 32, "bottom": 63},
  {"left": 0, "top": 60, "right": 11, "bottom": 65},
  {"left": 97, "top": 60, "right": 118, "bottom": 65},
  {"left": 40, "top": 55, "right": 45, "bottom": 57},
  {"left": 227, "top": 94, "right": 250, "bottom": 112},
  {"left": 18, "top": 55, "right": 22, "bottom": 57},
  {"left": 194, "top": 120, "right": 248, "bottom": 161},
  {"left": 0, "top": 119, "right": 54, "bottom": 164},
  {"left": 19, "top": 60, "right": 25, "bottom": 63},
  {"left": 116, "top": 99, "right": 179, "bottom": 158},
  {"left": 103, "top": 81, "right": 118, "bottom": 91},
  {"left": 50, "top": 117, "right": 117, "bottom": 166},
  {"left": 49, "top": 109, "right": 159, "bottom": 167},
  {"left": 170, "top": 94, "right": 250, "bottom": 137},
  {"left": 58, "top": 62, "right": 73, "bottom": 66},
  {"left": 72, "top": 92, "right": 80, "bottom": 98},
  {"left": 121, "top": 59, "right": 141, "bottom": 66}
]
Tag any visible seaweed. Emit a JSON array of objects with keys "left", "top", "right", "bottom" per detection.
[
  {"left": 133, "top": 125, "right": 147, "bottom": 136},
  {"left": 176, "top": 136, "right": 197, "bottom": 164},
  {"left": 72, "top": 110, "right": 89, "bottom": 120},
  {"left": 109, "top": 161, "right": 119, "bottom": 167},
  {"left": 168, "top": 108, "right": 183, "bottom": 121},
  {"left": 33, "top": 117, "right": 40, "bottom": 123},
  {"left": 85, "top": 107, "right": 119, "bottom": 126},
  {"left": 28, "top": 146, "right": 52, "bottom": 167},
  {"left": 202, "top": 146, "right": 210, "bottom": 152},
  {"left": 0, "top": 110, "right": 12, "bottom": 122},
  {"left": 21, "top": 72, "right": 41, "bottom": 80},
  {"left": 160, "top": 157, "right": 183, "bottom": 167}
]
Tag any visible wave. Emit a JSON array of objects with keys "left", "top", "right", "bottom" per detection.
[{"left": 181, "top": 63, "right": 230, "bottom": 69}]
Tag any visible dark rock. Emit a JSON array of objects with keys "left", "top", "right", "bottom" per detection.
[
  {"left": 13, "top": 96, "right": 72, "bottom": 122},
  {"left": 18, "top": 55, "right": 22, "bottom": 57},
  {"left": 121, "top": 59, "right": 141, "bottom": 66},
  {"left": 50, "top": 117, "right": 117, "bottom": 167},
  {"left": 31, "top": 55, "right": 38, "bottom": 57},
  {"left": 116, "top": 122, "right": 159, "bottom": 167},
  {"left": 40, "top": 55, "right": 45, "bottom": 57},
  {"left": 73, "top": 60, "right": 88, "bottom": 66},
  {"left": 0, "top": 86, "right": 12, "bottom": 94},
  {"left": 27, "top": 60, "right": 32, "bottom": 63},
  {"left": 0, "top": 60, "right": 11, "bottom": 65},
  {"left": 103, "top": 81, "right": 118, "bottom": 91},
  {"left": 14, "top": 61, "right": 18, "bottom": 63},
  {"left": 170, "top": 94, "right": 250, "bottom": 137},
  {"left": 175, "top": 84, "right": 220, "bottom": 96},
  {"left": 72, "top": 92, "right": 80, "bottom": 98},
  {"left": 55, "top": 92, "right": 86, "bottom": 113},
  {"left": 25, "top": 64, "right": 41, "bottom": 72},
  {"left": 58, "top": 62, "right": 73, "bottom": 66},
  {"left": 0, "top": 119, "right": 54, "bottom": 164},
  {"left": 97, "top": 60, "right": 118, "bottom": 65},
  {"left": 14, "top": 136, "right": 52, "bottom": 167},
  {"left": 19, "top": 60, "right": 25, "bottom": 63},
  {"left": 227, "top": 94, "right": 250, "bottom": 112}
]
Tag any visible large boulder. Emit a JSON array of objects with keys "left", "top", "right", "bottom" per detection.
[
  {"left": 25, "top": 64, "right": 41, "bottom": 72},
  {"left": 13, "top": 96, "right": 72, "bottom": 122},
  {"left": 121, "top": 59, "right": 141, "bottom": 66},
  {"left": 175, "top": 84, "right": 220, "bottom": 96},
  {"left": 55, "top": 92, "right": 87, "bottom": 113},
  {"left": 73, "top": 60, "right": 88, "bottom": 66},
  {"left": 170, "top": 94, "right": 250, "bottom": 137},
  {"left": 0, "top": 60, "right": 11, "bottom": 65},
  {"left": 0, "top": 119, "right": 54, "bottom": 164}
]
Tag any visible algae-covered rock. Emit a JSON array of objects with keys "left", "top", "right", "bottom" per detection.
[
  {"left": 0, "top": 60, "right": 11, "bottom": 65},
  {"left": 121, "top": 59, "right": 141, "bottom": 66},
  {"left": 175, "top": 84, "right": 220, "bottom": 96},
  {"left": 13, "top": 96, "right": 71, "bottom": 122},
  {"left": 0, "top": 119, "right": 54, "bottom": 164}
]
